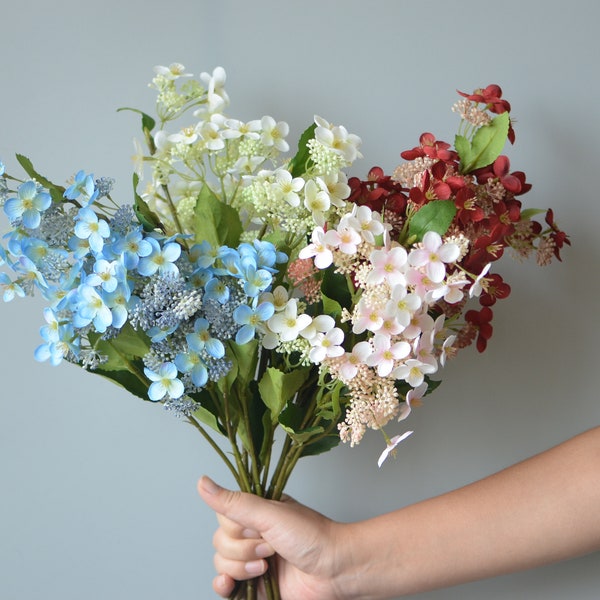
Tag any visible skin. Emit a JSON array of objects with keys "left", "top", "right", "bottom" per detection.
[{"left": 198, "top": 426, "right": 600, "bottom": 600}]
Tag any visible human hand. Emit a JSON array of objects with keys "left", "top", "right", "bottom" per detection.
[{"left": 198, "top": 476, "right": 350, "bottom": 599}]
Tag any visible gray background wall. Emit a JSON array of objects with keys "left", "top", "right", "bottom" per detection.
[{"left": 1, "top": 1, "right": 599, "bottom": 598}]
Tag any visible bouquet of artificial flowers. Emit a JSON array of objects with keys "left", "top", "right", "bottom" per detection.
[{"left": 0, "top": 64, "right": 568, "bottom": 599}]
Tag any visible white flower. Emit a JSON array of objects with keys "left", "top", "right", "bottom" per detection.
[
  {"left": 303, "top": 178, "right": 330, "bottom": 226},
  {"left": 153, "top": 63, "right": 192, "bottom": 80},
  {"left": 308, "top": 327, "right": 345, "bottom": 363},
  {"left": 300, "top": 314, "right": 335, "bottom": 340},
  {"left": 271, "top": 169, "right": 304, "bottom": 207},
  {"left": 261, "top": 116, "right": 290, "bottom": 152},
  {"left": 198, "top": 121, "right": 225, "bottom": 151},
  {"left": 314, "top": 115, "right": 362, "bottom": 163},
  {"left": 259, "top": 285, "right": 289, "bottom": 311},
  {"left": 321, "top": 171, "right": 350, "bottom": 208},
  {"left": 132, "top": 138, "right": 145, "bottom": 179},
  {"left": 168, "top": 125, "right": 199, "bottom": 145},
  {"left": 341, "top": 205, "right": 385, "bottom": 245},
  {"left": 267, "top": 299, "right": 312, "bottom": 342},
  {"left": 377, "top": 431, "right": 413, "bottom": 468},
  {"left": 221, "top": 118, "right": 261, "bottom": 140},
  {"left": 199, "top": 66, "right": 229, "bottom": 113}
]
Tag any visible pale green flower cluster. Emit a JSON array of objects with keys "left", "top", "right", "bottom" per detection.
[{"left": 136, "top": 64, "right": 362, "bottom": 245}]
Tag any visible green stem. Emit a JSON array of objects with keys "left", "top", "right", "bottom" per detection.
[{"left": 186, "top": 415, "right": 241, "bottom": 487}]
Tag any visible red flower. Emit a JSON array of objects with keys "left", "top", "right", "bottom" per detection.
[
  {"left": 348, "top": 168, "right": 408, "bottom": 214},
  {"left": 455, "top": 186, "right": 485, "bottom": 225},
  {"left": 545, "top": 208, "right": 572, "bottom": 261},
  {"left": 458, "top": 84, "right": 511, "bottom": 114},
  {"left": 476, "top": 156, "right": 523, "bottom": 194},
  {"left": 401, "top": 132, "right": 457, "bottom": 162},
  {"left": 479, "top": 273, "right": 511, "bottom": 306},
  {"left": 465, "top": 306, "right": 494, "bottom": 352},
  {"left": 457, "top": 85, "right": 515, "bottom": 143}
]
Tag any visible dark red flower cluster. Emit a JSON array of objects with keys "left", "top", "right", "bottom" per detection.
[{"left": 344, "top": 85, "right": 569, "bottom": 353}]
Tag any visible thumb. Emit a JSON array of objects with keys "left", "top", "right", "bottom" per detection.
[{"left": 198, "top": 476, "right": 283, "bottom": 534}]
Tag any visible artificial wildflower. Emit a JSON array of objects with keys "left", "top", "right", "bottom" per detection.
[{"left": 0, "top": 66, "right": 568, "bottom": 502}]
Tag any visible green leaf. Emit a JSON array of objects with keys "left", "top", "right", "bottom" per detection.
[
  {"left": 258, "top": 366, "right": 312, "bottom": 424},
  {"left": 278, "top": 402, "right": 325, "bottom": 444},
  {"left": 133, "top": 173, "right": 164, "bottom": 232},
  {"left": 227, "top": 340, "right": 259, "bottom": 390},
  {"left": 190, "top": 387, "right": 225, "bottom": 427},
  {"left": 300, "top": 434, "right": 340, "bottom": 457},
  {"left": 117, "top": 107, "right": 156, "bottom": 153},
  {"left": 87, "top": 324, "right": 150, "bottom": 372},
  {"left": 288, "top": 123, "right": 317, "bottom": 178},
  {"left": 519, "top": 208, "right": 545, "bottom": 220},
  {"left": 321, "top": 292, "right": 343, "bottom": 318},
  {"left": 117, "top": 107, "right": 156, "bottom": 132},
  {"left": 454, "top": 134, "right": 471, "bottom": 167},
  {"left": 460, "top": 112, "right": 510, "bottom": 173},
  {"left": 91, "top": 363, "right": 149, "bottom": 401},
  {"left": 193, "top": 184, "right": 242, "bottom": 247},
  {"left": 15, "top": 154, "right": 65, "bottom": 203},
  {"left": 408, "top": 200, "right": 457, "bottom": 241},
  {"left": 321, "top": 269, "right": 352, "bottom": 311}
]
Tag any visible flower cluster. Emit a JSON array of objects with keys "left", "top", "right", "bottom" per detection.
[{"left": 0, "top": 68, "right": 568, "bottom": 469}]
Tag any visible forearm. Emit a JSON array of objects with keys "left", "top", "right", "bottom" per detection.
[{"left": 338, "top": 427, "right": 600, "bottom": 599}]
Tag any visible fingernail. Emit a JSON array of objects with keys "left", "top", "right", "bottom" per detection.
[
  {"left": 245, "top": 559, "right": 265, "bottom": 576},
  {"left": 255, "top": 542, "right": 273, "bottom": 558},
  {"left": 199, "top": 476, "right": 220, "bottom": 495}
]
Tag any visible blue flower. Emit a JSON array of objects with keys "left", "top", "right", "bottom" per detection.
[
  {"left": 4, "top": 180, "right": 51, "bottom": 229},
  {"left": 103, "top": 282, "right": 132, "bottom": 329},
  {"left": 34, "top": 309, "right": 79, "bottom": 366},
  {"left": 113, "top": 228, "right": 153, "bottom": 269},
  {"left": 64, "top": 170, "right": 98, "bottom": 205},
  {"left": 71, "top": 284, "right": 113, "bottom": 332},
  {"left": 146, "top": 323, "right": 178, "bottom": 343},
  {"left": 174, "top": 350, "right": 208, "bottom": 387},
  {"left": 85, "top": 258, "right": 124, "bottom": 293},
  {"left": 204, "top": 277, "right": 230, "bottom": 304},
  {"left": 68, "top": 235, "right": 92, "bottom": 260},
  {"left": 13, "top": 256, "right": 48, "bottom": 289},
  {"left": 190, "top": 240, "right": 220, "bottom": 269},
  {"left": 240, "top": 263, "right": 272, "bottom": 297},
  {"left": 137, "top": 237, "right": 181, "bottom": 277},
  {"left": 74, "top": 208, "right": 110, "bottom": 254},
  {"left": 186, "top": 317, "right": 225, "bottom": 358},
  {"left": 0, "top": 272, "right": 25, "bottom": 302},
  {"left": 233, "top": 301, "right": 275, "bottom": 345},
  {"left": 143, "top": 362, "right": 184, "bottom": 401}
]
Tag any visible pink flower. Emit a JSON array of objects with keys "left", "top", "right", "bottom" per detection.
[
  {"left": 392, "top": 358, "right": 437, "bottom": 387},
  {"left": 377, "top": 430, "right": 413, "bottom": 468},
  {"left": 366, "top": 334, "right": 411, "bottom": 377},
  {"left": 408, "top": 231, "right": 460, "bottom": 283},
  {"left": 338, "top": 341, "right": 372, "bottom": 380},
  {"left": 367, "top": 246, "right": 408, "bottom": 287},
  {"left": 298, "top": 226, "right": 333, "bottom": 269}
]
